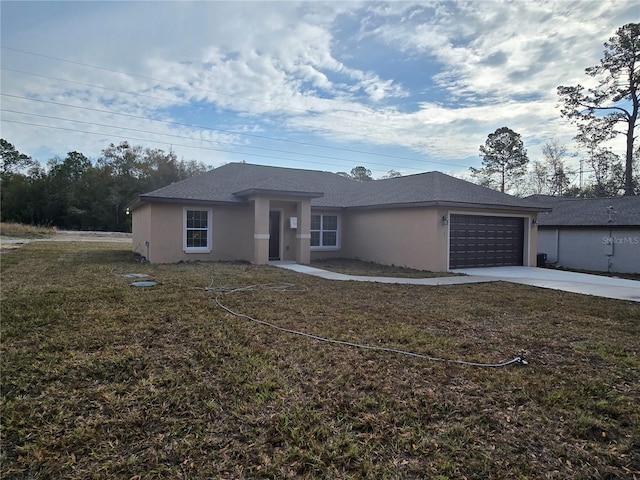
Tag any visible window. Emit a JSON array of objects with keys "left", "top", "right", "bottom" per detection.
[
  {"left": 184, "top": 209, "right": 212, "bottom": 253},
  {"left": 311, "top": 214, "right": 339, "bottom": 249}
]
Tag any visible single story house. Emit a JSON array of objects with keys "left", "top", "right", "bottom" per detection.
[
  {"left": 531, "top": 195, "right": 640, "bottom": 274},
  {"left": 130, "top": 163, "right": 548, "bottom": 271}
]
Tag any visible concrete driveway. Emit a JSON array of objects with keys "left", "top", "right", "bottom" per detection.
[
  {"left": 276, "top": 263, "right": 639, "bottom": 302},
  {"left": 452, "top": 266, "right": 640, "bottom": 303}
]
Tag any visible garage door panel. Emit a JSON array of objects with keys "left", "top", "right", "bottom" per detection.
[{"left": 449, "top": 215, "right": 524, "bottom": 268}]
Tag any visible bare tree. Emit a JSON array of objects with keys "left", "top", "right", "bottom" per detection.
[
  {"left": 575, "top": 122, "right": 625, "bottom": 196},
  {"left": 541, "top": 139, "right": 572, "bottom": 196},
  {"left": 524, "top": 161, "right": 551, "bottom": 196},
  {"left": 381, "top": 169, "right": 402, "bottom": 179}
]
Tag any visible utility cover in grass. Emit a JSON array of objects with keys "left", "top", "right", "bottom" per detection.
[{"left": 130, "top": 281, "right": 157, "bottom": 287}]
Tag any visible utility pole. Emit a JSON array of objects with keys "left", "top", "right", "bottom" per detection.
[{"left": 579, "top": 159, "right": 583, "bottom": 189}]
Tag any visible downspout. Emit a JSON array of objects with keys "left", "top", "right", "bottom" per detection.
[{"left": 608, "top": 227, "right": 613, "bottom": 273}]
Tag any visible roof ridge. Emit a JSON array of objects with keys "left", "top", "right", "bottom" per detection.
[{"left": 222, "top": 161, "right": 345, "bottom": 176}]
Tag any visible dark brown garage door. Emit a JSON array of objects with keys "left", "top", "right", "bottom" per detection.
[{"left": 449, "top": 215, "right": 524, "bottom": 268}]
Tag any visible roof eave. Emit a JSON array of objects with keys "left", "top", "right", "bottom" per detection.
[
  {"left": 131, "top": 195, "right": 247, "bottom": 210},
  {"left": 345, "top": 200, "right": 551, "bottom": 212}
]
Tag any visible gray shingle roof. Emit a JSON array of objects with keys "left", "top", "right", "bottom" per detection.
[
  {"left": 349, "top": 171, "right": 544, "bottom": 209},
  {"left": 529, "top": 195, "right": 640, "bottom": 227},
  {"left": 139, "top": 163, "right": 356, "bottom": 208},
  {"left": 136, "top": 162, "right": 546, "bottom": 211}
]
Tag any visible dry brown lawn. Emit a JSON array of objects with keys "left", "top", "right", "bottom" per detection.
[{"left": 2, "top": 242, "right": 639, "bottom": 479}]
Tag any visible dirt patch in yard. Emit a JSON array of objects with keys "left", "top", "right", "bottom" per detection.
[
  {"left": 1, "top": 230, "right": 132, "bottom": 254},
  {"left": 48, "top": 230, "right": 132, "bottom": 242}
]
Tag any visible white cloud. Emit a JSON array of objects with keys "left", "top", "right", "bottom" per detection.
[
  {"left": 0, "top": 0, "right": 633, "bottom": 177},
  {"left": 366, "top": 0, "right": 617, "bottom": 104}
]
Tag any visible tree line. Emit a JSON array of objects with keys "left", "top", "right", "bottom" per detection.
[
  {"left": 471, "top": 129, "right": 638, "bottom": 197},
  {"left": 1, "top": 140, "right": 207, "bottom": 232}
]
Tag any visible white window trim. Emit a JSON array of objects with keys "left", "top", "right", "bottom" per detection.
[
  {"left": 310, "top": 213, "right": 341, "bottom": 251},
  {"left": 183, "top": 207, "right": 212, "bottom": 254}
]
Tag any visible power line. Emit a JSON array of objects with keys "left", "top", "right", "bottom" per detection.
[
  {"left": 1, "top": 66, "right": 189, "bottom": 108},
  {"left": 0, "top": 118, "right": 424, "bottom": 173},
  {"left": 0, "top": 108, "right": 433, "bottom": 172},
  {"left": 1, "top": 93, "right": 468, "bottom": 169},
  {"left": 0, "top": 46, "right": 414, "bottom": 135},
  {"left": 0, "top": 66, "right": 411, "bottom": 147}
]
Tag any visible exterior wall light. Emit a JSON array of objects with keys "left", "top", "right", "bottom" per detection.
[{"left": 442, "top": 215, "right": 449, "bottom": 225}]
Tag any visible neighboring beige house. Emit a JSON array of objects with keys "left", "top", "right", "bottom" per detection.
[{"left": 129, "top": 163, "right": 547, "bottom": 271}]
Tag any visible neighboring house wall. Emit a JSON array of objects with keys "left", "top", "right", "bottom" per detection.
[{"left": 538, "top": 227, "right": 640, "bottom": 274}]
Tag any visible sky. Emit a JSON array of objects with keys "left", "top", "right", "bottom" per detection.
[{"left": 0, "top": 1, "right": 636, "bottom": 181}]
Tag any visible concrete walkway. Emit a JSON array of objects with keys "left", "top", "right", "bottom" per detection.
[
  {"left": 274, "top": 263, "right": 500, "bottom": 286},
  {"left": 274, "top": 263, "right": 640, "bottom": 303}
]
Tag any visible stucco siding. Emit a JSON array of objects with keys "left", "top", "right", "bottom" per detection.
[
  {"left": 538, "top": 227, "right": 640, "bottom": 274},
  {"left": 310, "top": 207, "right": 537, "bottom": 272},
  {"left": 134, "top": 203, "right": 253, "bottom": 263},
  {"left": 131, "top": 203, "right": 151, "bottom": 260},
  {"left": 212, "top": 205, "right": 254, "bottom": 261},
  {"left": 134, "top": 199, "right": 539, "bottom": 270},
  {"left": 537, "top": 229, "right": 559, "bottom": 264},
  {"left": 340, "top": 207, "right": 445, "bottom": 271}
]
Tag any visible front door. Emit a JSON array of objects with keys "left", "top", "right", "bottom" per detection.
[{"left": 269, "top": 210, "right": 281, "bottom": 260}]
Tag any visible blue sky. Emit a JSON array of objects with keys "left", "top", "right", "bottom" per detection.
[{"left": 1, "top": 1, "right": 636, "bottom": 182}]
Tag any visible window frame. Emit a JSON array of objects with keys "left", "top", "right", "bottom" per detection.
[
  {"left": 310, "top": 213, "right": 340, "bottom": 251},
  {"left": 183, "top": 208, "right": 212, "bottom": 253}
]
